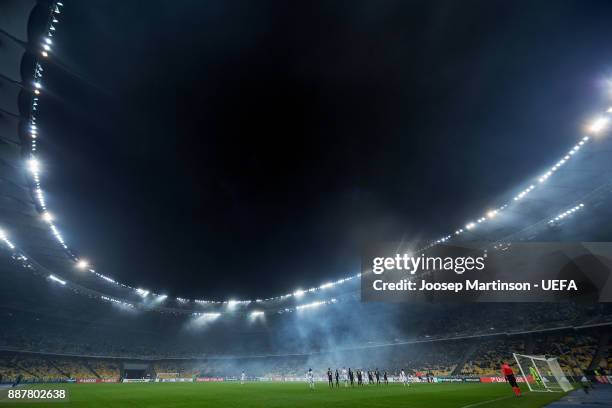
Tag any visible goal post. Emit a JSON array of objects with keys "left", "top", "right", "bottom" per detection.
[{"left": 513, "top": 353, "right": 573, "bottom": 392}]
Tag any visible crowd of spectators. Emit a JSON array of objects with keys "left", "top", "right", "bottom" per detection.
[
  {"left": 2, "top": 327, "right": 607, "bottom": 384},
  {"left": 0, "top": 355, "right": 120, "bottom": 383}
]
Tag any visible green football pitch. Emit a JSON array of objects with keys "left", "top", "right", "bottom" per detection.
[{"left": 1, "top": 382, "right": 568, "bottom": 408}]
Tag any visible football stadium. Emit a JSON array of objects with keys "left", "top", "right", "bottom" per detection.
[{"left": 1, "top": 1, "right": 612, "bottom": 407}]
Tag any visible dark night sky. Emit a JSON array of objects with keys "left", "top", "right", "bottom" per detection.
[{"left": 37, "top": 0, "right": 612, "bottom": 299}]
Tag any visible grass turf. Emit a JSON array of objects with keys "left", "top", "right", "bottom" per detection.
[{"left": 0, "top": 382, "right": 568, "bottom": 408}]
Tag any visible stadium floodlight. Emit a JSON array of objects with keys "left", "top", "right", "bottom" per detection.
[
  {"left": 548, "top": 203, "right": 584, "bottom": 224},
  {"left": 136, "top": 288, "right": 150, "bottom": 297},
  {"left": 44, "top": 37, "right": 52, "bottom": 45},
  {"left": 27, "top": 158, "right": 40, "bottom": 174},
  {"left": 34, "top": 82, "right": 42, "bottom": 89},
  {"left": 41, "top": 212, "right": 53, "bottom": 223},
  {"left": 192, "top": 312, "right": 221, "bottom": 323},
  {"left": 588, "top": 116, "right": 609, "bottom": 134},
  {"left": 76, "top": 259, "right": 89, "bottom": 270},
  {"left": 319, "top": 282, "right": 334, "bottom": 289},
  {"left": 98, "top": 274, "right": 116, "bottom": 284},
  {"left": 465, "top": 222, "right": 475, "bottom": 230},
  {"left": 48, "top": 274, "right": 66, "bottom": 285},
  {"left": 249, "top": 311, "right": 264, "bottom": 321},
  {"left": 0, "top": 229, "right": 15, "bottom": 250},
  {"left": 296, "top": 300, "right": 329, "bottom": 310},
  {"left": 41, "top": 51, "right": 49, "bottom": 57},
  {"left": 293, "top": 289, "right": 305, "bottom": 298},
  {"left": 150, "top": 294, "right": 168, "bottom": 304},
  {"left": 486, "top": 210, "right": 497, "bottom": 219}
]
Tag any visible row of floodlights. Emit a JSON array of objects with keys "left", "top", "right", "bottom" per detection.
[{"left": 549, "top": 204, "right": 585, "bottom": 224}]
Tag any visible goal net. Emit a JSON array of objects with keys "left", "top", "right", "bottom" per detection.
[{"left": 513, "top": 353, "right": 573, "bottom": 392}]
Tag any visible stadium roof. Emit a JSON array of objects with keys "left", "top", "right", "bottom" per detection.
[{"left": 1, "top": 1, "right": 612, "bottom": 318}]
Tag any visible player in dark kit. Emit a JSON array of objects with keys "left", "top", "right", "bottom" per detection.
[
  {"left": 375, "top": 369, "right": 380, "bottom": 385},
  {"left": 335, "top": 369, "right": 340, "bottom": 387},
  {"left": 357, "top": 370, "right": 362, "bottom": 386},
  {"left": 368, "top": 370, "right": 374, "bottom": 385},
  {"left": 349, "top": 368, "right": 354, "bottom": 386},
  {"left": 327, "top": 368, "right": 333, "bottom": 388},
  {"left": 501, "top": 362, "right": 522, "bottom": 397},
  {"left": 383, "top": 370, "right": 388, "bottom": 385}
]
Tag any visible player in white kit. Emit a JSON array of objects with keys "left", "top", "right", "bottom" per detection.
[
  {"left": 399, "top": 370, "right": 405, "bottom": 386},
  {"left": 240, "top": 371, "right": 246, "bottom": 385},
  {"left": 400, "top": 370, "right": 409, "bottom": 386},
  {"left": 307, "top": 368, "right": 315, "bottom": 390},
  {"left": 341, "top": 367, "right": 348, "bottom": 387}
]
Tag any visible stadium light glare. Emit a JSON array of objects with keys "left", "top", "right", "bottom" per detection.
[
  {"left": 249, "top": 311, "right": 265, "bottom": 321},
  {"left": 76, "top": 259, "right": 89, "bottom": 270},
  {"left": 295, "top": 299, "right": 337, "bottom": 311},
  {"left": 192, "top": 312, "right": 221, "bottom": 324},
  {"left": 98, "top": 274, "right": 116, "bottom": 284},
  {"left": 136, "top": 288, "right": 150, "bottom": 297},
  {"left": 293, "top": 289, "right": 305, "bottom": 298},
  {"left": 548, "top": 203, "right": 585, "bottom": 224},
  {"left": 0, "top": 228, "right": 16, "bottom": 250},
  {"left": 41, "top": 212, "right": 53, "bottom": 223},
  {"left": 44, "top": 37, "right": 52, "bottom": 45},
  {"left": 227, "top": 299, "right": 250, "bottom": 309},
  {"left": 486, "top": 210, "right": 497, "bottom": 219},
  {"left": 48, "top": 274, "right": 66, "bottom": 285},
  {"left": 588, "top": 116, "right": 609, "bottom": 134},
  {"left": 27, "top": 158, "right": 40, "bottom": 174}
]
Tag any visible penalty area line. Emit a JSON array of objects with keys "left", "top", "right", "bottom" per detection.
[{"left": 460, "top": 394, "right": 517, "bottom": 408}]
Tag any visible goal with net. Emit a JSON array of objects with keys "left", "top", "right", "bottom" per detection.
[{"left": 513, "top": 353, "right": 573, "bottom": 392}]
